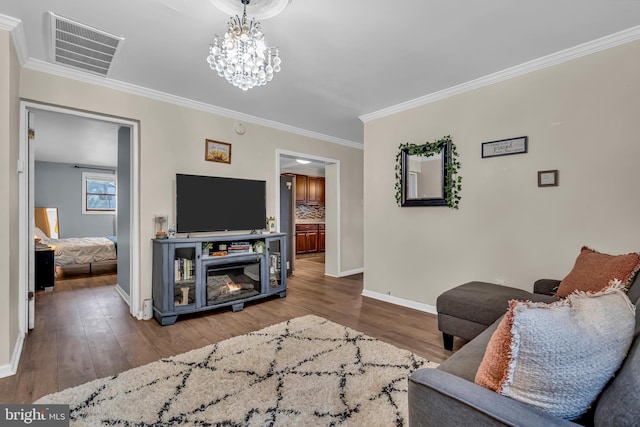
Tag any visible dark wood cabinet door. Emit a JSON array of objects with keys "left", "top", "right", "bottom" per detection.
[
  {"left": 317, "top": 177, "right": 325, "bottom": 205},
  {"left": 296, "top": 232, "right": 307, "bottom": 254},
  {"left": 295, "top": 175, "right": 307, "bottom": 204},
  {"left": 319, "top": 231, "right": 325, "bottom": 252},
  {"left": 307, "top": 231, "right": 318, "bottom": 253},
  {"left": 307, "top": 177, "right": 319, "bottom": 205}
]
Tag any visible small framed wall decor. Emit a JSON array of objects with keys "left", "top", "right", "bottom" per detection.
[
  {"left": 205, "top": 139, "right": 232, "bottom": 164},
  {"left": 538, "top": 170, "right": 558, "bottom": 187},
  {"left": 482, "top": 136, "right": 528, "bottom": 158}
]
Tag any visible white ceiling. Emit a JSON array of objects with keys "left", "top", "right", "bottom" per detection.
[
  {"left": 3, "top": 0, "right": 640, "bottom": 151},
  {"left": 33, "top": 110, "right": 119, "bottom": 168},
  {"left": 280, "top": 154, "right": 326, "bottom": 174}
]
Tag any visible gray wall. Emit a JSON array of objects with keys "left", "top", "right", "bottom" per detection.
[
  {"left": 34, "top": 161, "right": 116, "bottom": 238},
  {"left": 117, "top": 127, "right": 131, "bottom": 295}
]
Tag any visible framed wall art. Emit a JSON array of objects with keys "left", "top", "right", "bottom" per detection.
[
  {"left": 205, "top": 139, "right": 232, "bottom": 164},
  {"left": 481, "top": 136, "right": 528, "bottom": 158},
  {"left": 538, "top": 170, "right": 558, "bottom": 187}
]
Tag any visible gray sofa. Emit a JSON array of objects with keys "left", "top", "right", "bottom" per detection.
[{"left": 408, "top": 277, "right": 640, "bottom": 426}]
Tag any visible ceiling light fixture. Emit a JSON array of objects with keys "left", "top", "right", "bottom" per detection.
[
  {"left": 296, "top": 159, "right": 311, "bottom": 165},
  {"left": 206, "top": 0, "right": 281, "bottom": 91}
]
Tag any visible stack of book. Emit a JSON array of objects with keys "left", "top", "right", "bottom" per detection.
[
  {"left": 228, "top": 242, "right": 253, "bottom": 254},
  {"left": 174, "top": 257, "right": 195, "bottom": 282}
]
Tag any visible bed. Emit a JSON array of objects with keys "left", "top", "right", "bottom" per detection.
[
  {"left": 35, "top": 226, "right": 117, "bottom": 267},
  {"left": 34, "top": 207, "right": 117, "bottom": 273},
  {"left": 35, "top": 229, "right": 117, "bottom": 268}
]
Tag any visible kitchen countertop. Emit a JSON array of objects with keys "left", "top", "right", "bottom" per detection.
[{"left": 295, "top": 221, "right": 325, "bottom": 225}]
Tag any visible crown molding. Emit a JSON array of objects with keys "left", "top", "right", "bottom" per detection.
[
  {"left": 22, "top": 58, "right": 363, "bottom": 150},
  {"left": 360, "top": 25, "right": 640, "bottom": 123},
  {"left": 0, "top": 13, "right": 28, "bottom": 65},
  {"left": 0, "top": 13, "right": 19, "bottom": 31}
]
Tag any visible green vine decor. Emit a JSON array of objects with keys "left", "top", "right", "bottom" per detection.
[{"left": 394, "top": 135, "right": 462, "bottom": 209}]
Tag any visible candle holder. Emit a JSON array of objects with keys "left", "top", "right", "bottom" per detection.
[{"left": 154, "top": 214, "right": 168, "bottom": 239}]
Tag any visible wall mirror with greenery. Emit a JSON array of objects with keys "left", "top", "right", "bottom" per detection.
[{"left": 395, "top": 136, "right": 462, "bottom": 209}]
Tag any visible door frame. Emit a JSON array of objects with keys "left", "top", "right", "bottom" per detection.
[
  {"left": 275, "top": 149, "right": 341, "bottom": 276},
  {"left": 18, "top": 101, "right": 141, "bottom": 336}
]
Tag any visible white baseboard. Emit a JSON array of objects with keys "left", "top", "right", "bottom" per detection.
[
  {"left": 323, "top": 267, "right": 364, "bottom": 278},
  {"left": 361, "top": 289, "right": 437, "bottom": 315},
  {"left": 115, "top": 284, "right": 145, "bottom": 320},
  {"left": 0, "top": 332, "right": 25, "bottom": 378},
  {"left": 339, "top": 267, "right": 364, "bottom": 277},
  {"left": 115, "top": 283, "right": 139, "bottom": 319},
  {"left": 115, "top": 283, "right": 130, "bottom": 304}
]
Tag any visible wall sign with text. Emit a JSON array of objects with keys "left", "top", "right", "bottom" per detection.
[{"left": 481, "top": 136, "right": 528, "bottom": 158}]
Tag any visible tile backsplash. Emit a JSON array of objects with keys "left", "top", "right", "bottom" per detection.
[{"left": 295, "top": 205, "right": 325, "bottom": 222}]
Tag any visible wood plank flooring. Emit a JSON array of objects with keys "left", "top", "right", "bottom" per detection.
[{"left": 0, "top": 256, "right": 463, "bottom": 404}]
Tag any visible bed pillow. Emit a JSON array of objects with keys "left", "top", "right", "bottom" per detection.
[
  {"left": 555, "top": 246, "right": 640, "bottom": 298},
  {"left": 474, "top": 284, "right": 635, "bottom": 420}
]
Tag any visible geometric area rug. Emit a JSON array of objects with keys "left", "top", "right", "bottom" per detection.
[{"left": 36, "top": 315, "right": 438, "bottom": 426}]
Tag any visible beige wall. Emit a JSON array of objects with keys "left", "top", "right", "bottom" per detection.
[
  {"left": 364, "top": 40, "right": 640, "bottom": 307},
  {"left": 0, "top": 30, "right": 21, "bottom": 368},
  {"left": 17, "top": 67, "right": 363, "bottom": 315}
]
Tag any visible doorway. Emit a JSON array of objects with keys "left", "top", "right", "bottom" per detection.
[
  {"left": 276, "top": 149, "right": 340, "bottom": 277},
  {"left": 18, "top": 102, "right": 140, "bottom": 334}
]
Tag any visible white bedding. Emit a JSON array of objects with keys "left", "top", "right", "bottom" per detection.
[{"left": 45, "top": 237, "right": 117, "bottom": 267}]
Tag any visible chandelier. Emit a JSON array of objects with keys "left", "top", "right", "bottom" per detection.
[{"left": 206, "top": 0, "right": 281, "bottom": 90}]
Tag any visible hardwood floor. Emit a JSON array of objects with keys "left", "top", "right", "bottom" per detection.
[{"left": 0, "top": 256, "right": 462, "bottom": 404}]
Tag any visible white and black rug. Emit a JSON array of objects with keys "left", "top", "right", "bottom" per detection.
[{"left": 36, "top": 315, "right": 437, "bottom": 426}]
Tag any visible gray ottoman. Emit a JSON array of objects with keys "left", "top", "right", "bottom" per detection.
[{"left": 436, "top": 281, "right": 558, "bottom": 350}]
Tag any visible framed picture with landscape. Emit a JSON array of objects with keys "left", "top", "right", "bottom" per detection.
[{"left": 205, "top": 139, "right": 232, "bottom": 164}]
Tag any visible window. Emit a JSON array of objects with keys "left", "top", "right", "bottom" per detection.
[{"left": 82, "top": 172, "right": 116, "bottom": 214}]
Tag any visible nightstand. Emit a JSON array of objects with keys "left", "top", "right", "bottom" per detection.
[{"left": 35, "top": 248, "right": 55, "bottom": 290}]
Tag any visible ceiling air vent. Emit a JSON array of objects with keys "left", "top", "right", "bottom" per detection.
[{"left": 49, "top": 12, "right": 124, "bottom": 76}]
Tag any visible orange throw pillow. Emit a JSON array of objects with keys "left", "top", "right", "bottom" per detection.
[
  {"left": 555, "top": 246, "right": 640, "bottom": 298},
  {"left": 474, "top": 302, "right": 516, "bottom": 391}
]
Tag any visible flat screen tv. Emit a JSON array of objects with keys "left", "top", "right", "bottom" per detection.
[{"left": 176, "top": 174, "right": 266, "bottom": 233}]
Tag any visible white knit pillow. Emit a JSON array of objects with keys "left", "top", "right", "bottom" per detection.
[{"left": 475, "top": 284, "right": 635, "bottom": 420}]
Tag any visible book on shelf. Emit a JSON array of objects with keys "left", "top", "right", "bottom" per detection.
[
  {"left": 227, "top": 247, "right": 252, "bottom": 252},
  {"left": 227, "top": 242, "right": 253, "bottom": 254},
  {"left": 174, "top": 257, "right": 195, "bottom": 282}
]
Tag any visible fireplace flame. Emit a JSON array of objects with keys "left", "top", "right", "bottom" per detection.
[{"left": 226, "top": 282, "right": 242, "bottom": 292}]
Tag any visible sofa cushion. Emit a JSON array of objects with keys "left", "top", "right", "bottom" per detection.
[
  {"left": 555, "top": 246, "right": 640, "bottom": 298},
  {"left": 438, "top": 316, "right": 502, "bottom": 382},
  {"left": 474, "top": 285, "right": 635, "bottom": 420},
  {"left": 593, "top": 296, "right": 640, "bottom": 426},
  {"left": 627, "top": 273, "right": 640, "bottom": 304}
]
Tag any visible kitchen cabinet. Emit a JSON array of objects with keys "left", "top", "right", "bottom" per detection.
[
  {"left": 295, "top": 174, "right": 308, "bottom": 204},
  {"left": 295, "top": 174, "right": 325, "bottom": 205},
  {"left": 296, "top": 223, "right": 323, "bottom": 254},
  {"left": 307, "top": 177, "right": 325, "bottom": 205},
  {"left": 319, "top": 224, "right": 325, "bottom": 252}
]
